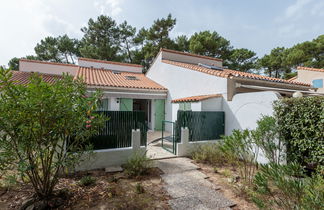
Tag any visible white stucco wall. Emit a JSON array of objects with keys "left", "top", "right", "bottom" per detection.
[
  {"left": 223, "top": 91, "right": 280, "bottom": 135},
  {"left": 76, "top": 130, "right": 145, "bottom": 171},
  {"left": 78, "top": 59, "right": 142, "bottom": 73},
  {"left": 146, "top": 53, "right": 227, "bottom": 123},
  {"left": 19, "top": 60, "right": 78, "bottom": 76},
  {"left": 201, "top": 97, "right": 223, "bottom": 111},
  {"left": 109, "top": 97, "right": 120, "bottom": 111}
]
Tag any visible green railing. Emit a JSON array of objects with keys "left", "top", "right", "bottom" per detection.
[
  {"left": 176, "top": 111, "right": 225, "bottom": 142},
  {"left": 89, "top": 111, "right": 147, "bottom": 150},
  {"left": 162, "top": 120, "right": 176, "bottom": 154}
]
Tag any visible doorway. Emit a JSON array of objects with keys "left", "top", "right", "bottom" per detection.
[{"left": 133, "top": 99, "right": 151, "bottom": 129}]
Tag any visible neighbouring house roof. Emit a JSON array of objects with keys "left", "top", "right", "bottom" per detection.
[
  {"left": 287, "top": 76, "right": 297, "bottom": 81},
  {"left": 19, "top": 59, "right": 78, "bottom": 67},
  {"left": 297, "top": 66, "right": 324, "bottom": 73},
  {"left": 172, "top": 94, "right": 223, "bottom": 103},
  {"left": 78, "top": 57, "right": 143, "bottom": 68},
  {"left": 160, "top": 48, "right": 223, "bottom": 62},
  {"left": 75, "top": 66, "right": 167, "bottom": 90},
  {"left": 9, "top": 71, "right": 63, "bottom": 85},
  {"left": 163, "top": 60, "right": 311, "bottom": 87}
]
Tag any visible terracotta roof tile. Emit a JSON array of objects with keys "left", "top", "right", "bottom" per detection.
[
  {"left": 8, "top": 71, "right": 63, "bottom": 85},
  {"left": 75, "top": 67, "right": 166, "bottom": 90},
  {"left": 78, "top": 57, "right": 143, "bottom": 68},
  {"left": 297, "top": 66, "right": 324, "bottom": 73},
  {"left": 163, "top": 60, "right": 311, "bottom": 87},
  {"left": 161, "top": 48, "right": 223, "bottom": 62},
  {"left": 172, "top": 94, "right": 223, "bottom": 103},
  {"left": 287, "top": 76, "right": 297, "bottom": 81}
]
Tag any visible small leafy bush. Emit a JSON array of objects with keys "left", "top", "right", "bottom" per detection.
[
  {"left": 274, "top": 97, "right": 324, "bottom": 168},
  {"left": 78, "top": 176, "right": 96, "bottom": 187},
  {"left": 123, "top": 151, "right": 152, "bottom": 177},
  {"left": 135, "top": 183, "right": 145, "bottom": 194},
  {"left": 220, "top": 129, "right": 258, "bottom": 185},
  {"left": 190, "top": 143, "right": 226, "bottom": 165},
  {"left": 253, "top": 162, "right": 324, "bottom": 210},
  {"left": 253, "top": 116, "right": 285, "bottom": 164}
]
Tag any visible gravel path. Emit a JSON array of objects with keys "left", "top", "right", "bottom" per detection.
[{"left": 156, "top": 157, "right": 235, "bottom": 210}]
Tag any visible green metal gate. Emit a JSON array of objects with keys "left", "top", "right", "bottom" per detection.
[
  {"left": 89, "top": 111, "right": 147, "bottom": 150},
  {"left": 175, "top": 111, "right": 225, "bottom": 142},
  {"left": 161, "top": 120, "right": 177, "bottom": 154}
]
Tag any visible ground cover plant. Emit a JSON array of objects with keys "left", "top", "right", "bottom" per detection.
[
  {"left": 190, "top": 103, "right": 324, "bottom": 210},
  {"left": 0, "top": 69, "right": 105, "bottom": 207}
]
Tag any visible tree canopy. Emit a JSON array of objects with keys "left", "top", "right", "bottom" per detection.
[{"left": 5, "top": 14, "right": 323, "bottom": 76}]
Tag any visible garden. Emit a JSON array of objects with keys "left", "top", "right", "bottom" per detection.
[
  {"left": 191, "top": 96, "right": 324, "bottom": 209},
  {"left": 0, "top": 70, "right": 170, "bottom": 209}
]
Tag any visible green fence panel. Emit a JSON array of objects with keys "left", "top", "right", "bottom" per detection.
[
  {"left": 89, "top": 111, "right": 147, "bottom": 150},
  {"left": 175, "top": 111, "right": 225, "bottom": 142}
]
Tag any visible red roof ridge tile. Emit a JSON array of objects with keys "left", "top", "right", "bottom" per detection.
[
  {"left": 297, "top": 66, "right": 324, "bottom": 73},
  {"left": 78, "top": 57, "right": 143, "bottom": 68},
  {"left": 19, "top": 59, "right": 78, "bottom": 67},
  {"left": 162, "top": 60, "right": 311, "bottom": 87},
  {"left": 172, "top": 94, "right": 223, "bottom": 103},
  {"left": 160, "top": 48, "right": 223, "bottom": 62}
]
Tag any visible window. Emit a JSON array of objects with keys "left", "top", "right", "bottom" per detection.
[
  {"left": 125, "top": 76, "right": 138, "bottom": 80},
  {"left": 179, "top": 102, "right": 191, "bottom": 111},
  {"left": 312, "top": 79, "right": 323, "bottom": 88}
]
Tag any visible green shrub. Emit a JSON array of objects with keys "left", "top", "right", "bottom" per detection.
[
  {"left": 135, "top": 183, "right": 145, "bottom": 194},
  {"left": 273, "top": 97, "right": 324, "bottom": 168},
  {"left": 253, "top": 116, "right": 285, "bottom": 164},
  {"left": 123, "top": 151, "right": 152, "bottom": 177},
  {"left": 253, "top": 162, "right": 324, "bottom": 210},
  {"left": 190, "top": 143, "right": 226, "bottom": 165},
  {"left": 78, "top": 176, "right": 96, "bottom": 187},
  {"left": 220, "top": 129, "right": 258, "bottom": 185}
]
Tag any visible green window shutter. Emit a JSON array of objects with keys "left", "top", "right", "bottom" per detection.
[
  {"left": 120, "top": 98, "right": 133, "bottom": 111},
  {"left": 184, "top": 103, "right": 191, "bottom": 111},
  {"left": 179, "top": 103, "right": 185, "bottom": 110},
  {"left": 154, "top": 99, "right": 165, "bottom": 131}
]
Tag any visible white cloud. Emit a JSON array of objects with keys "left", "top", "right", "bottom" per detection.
[
  {"left": 285, "top": 0, "right": 313, "bottom": 19},
  {"left": 94, "top": 0, "right": 124, "bottom": 17}
]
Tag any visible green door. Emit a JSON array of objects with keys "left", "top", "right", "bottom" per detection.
[
  {"left": 120, "top": 98, "right": 133, "bottom": 111},
  {"left": 154, "top": 99, "right": 165, "bottom": 131}
]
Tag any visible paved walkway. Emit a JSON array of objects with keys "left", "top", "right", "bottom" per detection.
[{"left": 155, "top": 158, "right": 235, "bottom": 210}]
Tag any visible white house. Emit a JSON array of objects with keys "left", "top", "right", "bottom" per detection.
[
  {"left": 146, "top": 49, "right": 316, "bottom": 134},
  {"left": 288, "top": 66, "right": 324, "bottom": 93},
  {"left": 18, "top": 58, "right": 168, "bottom": 131}
]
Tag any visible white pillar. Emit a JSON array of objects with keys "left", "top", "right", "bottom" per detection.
[
  {"left": 131, "top": 129, "right": 141, "bottom": 151},
  {"left": 177, "top": 127, "right": 189, "bottom": 156}
]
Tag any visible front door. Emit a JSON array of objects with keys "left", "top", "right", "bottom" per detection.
[{"left": 154, "top": 99, "right": 165, "bottom": 131}]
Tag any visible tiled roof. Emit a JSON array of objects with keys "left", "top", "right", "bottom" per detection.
[
  {"left": 161, "top": 48, "right": 223, "bottom": 62},
  {"left": 297, "top": 66, "right": 324, "bottom": 73},
  {"left": 78, "top": 57, "right": 143, "bottom": 68},
  {"left": 9, "top": 71, "right": 63, "bottom": 85},
  {"left": 172, "top": 94, "right": 223, "bottom": 103},
  {"left": 287, "top": 76, "right": 297, "bottom": 81},
  {"left": 163, "top": 60, "right": 311, "bottom": 87},
  {"left": 75, "top": 67, "right": 166, "bottom": 90},
  {"left": 20, "top": 59, "right": 78, "bottom": 67}
]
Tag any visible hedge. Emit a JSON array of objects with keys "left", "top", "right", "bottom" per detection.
[{"left": 273, "top": 96, "right": 324, "bottom": 168}]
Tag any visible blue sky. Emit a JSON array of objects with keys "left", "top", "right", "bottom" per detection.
[{"left": 1, "top": 0, "right": 323, "bottom": 66}]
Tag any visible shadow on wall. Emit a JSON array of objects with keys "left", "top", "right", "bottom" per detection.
[{"left": 222, "top": 91, "right": 281, "bottom": 136}]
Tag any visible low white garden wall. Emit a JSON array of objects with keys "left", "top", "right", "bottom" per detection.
[
  {"left": 75, "top": 129, "right": 146, "bottom": 171},
  {"left": 177, "top": 128, "right": 221, "bottom": 156}
]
